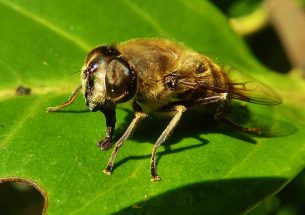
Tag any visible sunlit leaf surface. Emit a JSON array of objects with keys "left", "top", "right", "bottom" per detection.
[{"left": 1, "top": 0, "right": 305, "bottom": 214}]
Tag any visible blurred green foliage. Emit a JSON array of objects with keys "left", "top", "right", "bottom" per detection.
[{"left": 212, "top": 0, "right": 262, "bottom": 17}]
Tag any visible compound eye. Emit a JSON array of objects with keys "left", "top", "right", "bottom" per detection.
[
  {"left": 84, "top": 60, "right": 101, "bottom": 78},
  {"left": 89, "top": 62, "right": 99, "bottom": 72},
  {"left": 105, "top": 58, "right": 137, "bottom": 103}
]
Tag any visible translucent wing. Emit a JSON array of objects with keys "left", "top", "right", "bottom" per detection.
[
  {"left": 227, "top": 81, "right": 282, "bottom": 105},
  {"left": 192, "top": 67, "right": 282, "bottom": 106},
  {"left": 225, "top": 68, "right": 282, "bottom": 105}
]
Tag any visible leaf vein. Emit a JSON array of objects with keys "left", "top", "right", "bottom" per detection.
[
  {"left": 0, "top": 0, "right": 90, "bottom": 51},
  {"left": 69, "top": 153, "right": 146, "bottom": 214},
  {"left": 0, "top": 97, "right": 43, "bottom": 150},
  {"left": 122, "top": 0, "right": 169, "bottom": 37},
  {"left": 222, "top": 144, "right": 260, "bottom": 178},
  {"left": 0, "top": 59, "right": 23, "bottom": 83}
]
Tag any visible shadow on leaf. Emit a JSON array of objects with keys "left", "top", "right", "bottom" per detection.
[
  {"left": 114, "top": 141, "right": 208, "bottom": 170},
  {"left": 115, "top": 102, "right": 296, "bottom": 147},
  {"left": 107, "top": 103, "right": 297, "bottom": 171},
  {"left": 115, "top": 177, "right": 286, "bottom": 215}
]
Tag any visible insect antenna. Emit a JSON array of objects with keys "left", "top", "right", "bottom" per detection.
[{"left": 71, "top": 70, "right": 80, "bottom": 77}]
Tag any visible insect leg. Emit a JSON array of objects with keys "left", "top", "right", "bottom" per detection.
[
  {"left": 103, "top": 111, "right": 147, "bottom": 175},
  {"left": 221, "top": 115, "right": 262, "bottom": 135},
  {"left": 183, "top": 94, "right": 228, "bottom": 107},
  {"left": 215, "top": 102, "right": 262, "bottom": 135},
  {"left": 150, "top": 105, "right": 186, "bottom": 181},
  {"left": 46, "top": 84, "right": 82, "bottom": 112},
  {"left": 97, "top": 109, "right": 116, "bottom": 151}
]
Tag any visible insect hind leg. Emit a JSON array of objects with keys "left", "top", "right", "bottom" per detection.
[
  {"left": 215, "top": 102, "right": 262, "bottom": 135},
  {"left": 221, "top": 115, "right": 262, "bottom": 135}
]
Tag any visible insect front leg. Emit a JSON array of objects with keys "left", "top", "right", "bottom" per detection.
[
  {"left": 103, "top": 111, "right": 147, "bottom": 175},
  {"left": 97, "top": 109, "right": 116, "bottom": 151},
  {"left": 150, "top": 105, "right": 186, "bottom": 181},
  {"left": 46, "top": 85, "right": 82, "bottom": 112}
]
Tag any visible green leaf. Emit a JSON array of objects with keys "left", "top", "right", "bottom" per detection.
[{"left": 1, "top": 0, "right": 305, "bottom": 214}]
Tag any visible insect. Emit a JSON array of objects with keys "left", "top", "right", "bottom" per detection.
[{"left": 47, "top": 38, "right": 281, "bottom": 181}]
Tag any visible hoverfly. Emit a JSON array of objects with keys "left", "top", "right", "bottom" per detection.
[{"left": 47, "top": 38, "right": 281, "bottom": 181}]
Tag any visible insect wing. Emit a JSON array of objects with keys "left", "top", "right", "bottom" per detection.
[{"left": 226, "top": 68, "right": 282, "bottom": 105}]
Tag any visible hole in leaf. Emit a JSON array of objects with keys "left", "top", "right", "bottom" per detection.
[{"left": 0, "top": 178, "right": 47, "bottom": 215}]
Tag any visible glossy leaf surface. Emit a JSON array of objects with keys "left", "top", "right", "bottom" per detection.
[{"left": 1, "top": 0, "right": 305, "bottom": 214}]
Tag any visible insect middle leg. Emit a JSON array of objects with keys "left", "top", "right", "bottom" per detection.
[
  {"left": 103, "top": 111, "right": 147, "bottom": 175},
  {"left": 46, "top": 84, "right": 82, "bottom": 112},
  {"left": 150, "top": 105, "right": 186, "bottom": 181}
]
